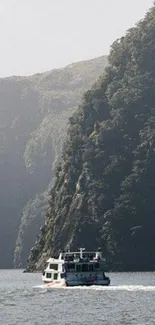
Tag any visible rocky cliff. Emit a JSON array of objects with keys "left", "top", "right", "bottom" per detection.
[
  {"left": 0, "top": 56, "right": 108, "bottom": 268},
  {"left": 28, "top": 4, "right": 155, "bottom": 271}
]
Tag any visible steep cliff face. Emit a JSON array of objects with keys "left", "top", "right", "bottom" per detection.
[
  {"left": 28, "top": 5, "right": 155, "bottom": 271},
  {"left": 0, "top": 56, "right": 108, "bottom": 268}
]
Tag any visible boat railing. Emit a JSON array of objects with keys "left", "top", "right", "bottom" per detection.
[{"left": 59, "top": 249, "right": 104, "bottom": 263}]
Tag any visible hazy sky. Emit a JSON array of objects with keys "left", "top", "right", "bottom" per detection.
[{"left": 0, "top": 0, "right": 153, "bottom": 77}]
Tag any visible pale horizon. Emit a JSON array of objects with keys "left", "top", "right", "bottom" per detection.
[{"left": 0, "top": 0, "right": 153, "bottom": 78}]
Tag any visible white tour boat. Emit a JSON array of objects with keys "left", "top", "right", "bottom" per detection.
[{"left": 42, "top": 248, "right": 110, "bottom": 287}]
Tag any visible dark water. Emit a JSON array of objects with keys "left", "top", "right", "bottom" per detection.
[{"left": 0, "top": 270, "right": 155, "bottom": 325}]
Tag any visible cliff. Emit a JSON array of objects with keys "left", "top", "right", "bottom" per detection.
[
  {"left": 28, "top": 4, "right": 155, "bottom": 271},
  {"left": 0, "top": 56, "right": 108, "bottom": 268}
]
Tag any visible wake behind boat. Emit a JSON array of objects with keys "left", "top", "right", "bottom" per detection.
[{"left": 42, "top": 248, "right": 110, "bottom": 287}]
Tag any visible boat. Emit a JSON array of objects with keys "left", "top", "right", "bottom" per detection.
[{"left": 42, "top": 248, "right": 110, "bottom": 287}]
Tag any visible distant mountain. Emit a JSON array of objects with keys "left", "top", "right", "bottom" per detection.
[
  {"left": 27, "top": 4, "right": 155, "bottom": 271},
  {"left": 0, "top": 56, "right": 108, "bottom": 268}
]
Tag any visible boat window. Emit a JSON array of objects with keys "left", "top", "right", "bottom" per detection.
[
  {"left": 76, "top": 264, "right": 81, "bottom": 272},
  {"left": 82, "top": 264, "right": 88, "bottom": 272},
  {"left": 46, "top": 273, "right": 52, "bottom": 278},
  {"left": 61, "top": 273, "right": 65, "bottom": 278},
  {"left": 54, "top": 273, "right": 58, "bottom": 280},
  {"left": 68, "top": 263, "right": 75, "bottom": 270},
  {"left": 50, "top": 264, "right": 58, "bottom": 270},
  {"left": 89, "top": 264, "right": 94, "bottom": 271},
  {"left": 94, "top": 263, "right": 99, "bottom": 269}
]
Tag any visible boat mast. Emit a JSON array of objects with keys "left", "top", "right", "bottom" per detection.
[{"left": 79, "top": 247, "right": 85, "bottom": 259}]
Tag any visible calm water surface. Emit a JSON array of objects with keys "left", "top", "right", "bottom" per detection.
[{"left": 0, "top": 270, "right": 155, "bottom": 324}]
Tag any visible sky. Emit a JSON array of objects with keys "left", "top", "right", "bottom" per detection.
[{"left": 0, "top": 0, "right": 154, "bottom": 77}]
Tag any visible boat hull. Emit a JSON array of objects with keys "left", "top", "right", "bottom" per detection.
[
  {"left": 65, "top": 279, "right": 110, "bottom": 286},
  {"left": 44, "top": 280, "right": 66, "bottom": 288},
  {"left": 43, "top": 279, "right": 110, "bottom": 287}
]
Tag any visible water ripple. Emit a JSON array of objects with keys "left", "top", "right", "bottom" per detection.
[{"left": 0, "top": 270, "right": 155, "bottom": 325}]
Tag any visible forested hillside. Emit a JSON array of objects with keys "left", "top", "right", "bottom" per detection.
[
  {"left": 28, "top": 4, "right": 155, "bottom": 271},
  {"left": 0, "top": 56, "right": 108, "bottom": 268}
]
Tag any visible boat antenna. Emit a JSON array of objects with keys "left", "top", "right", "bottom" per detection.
[
  {"left": 66, "top": 244, "right": 70, "bottom": 252},
  {"left": 79, "top": 247, "right": 85, "bottom": 259}
]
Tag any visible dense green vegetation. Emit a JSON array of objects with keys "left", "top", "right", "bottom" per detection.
[
  {"left": 0, "top": 56, "right": 108, "bottom": 268},
  {"left": 28, "top": 4, "right": 155, "bottom": 271}
]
